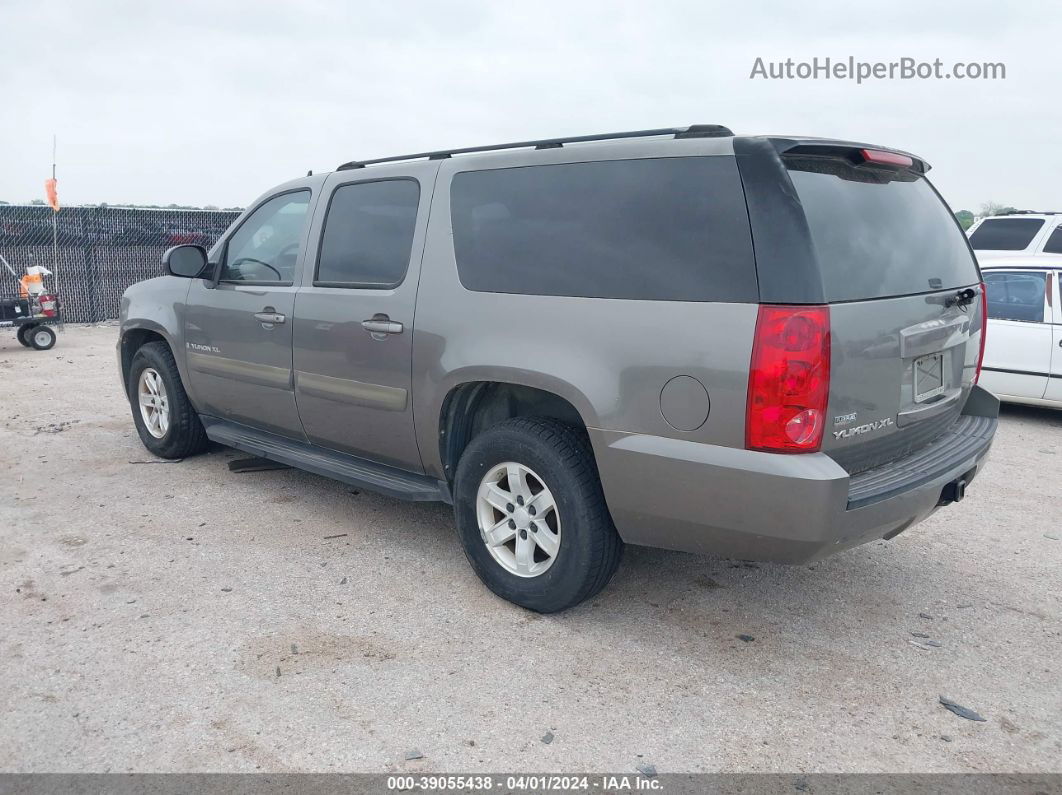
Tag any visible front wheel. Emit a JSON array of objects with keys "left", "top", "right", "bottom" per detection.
[
  {"left": 16, "top": 324, "right": 34, "bottom": 347},
  {"left": 28, "top": 325, "right": 56, "bottom": 350},
  {"left": 127, "top": 341, "right": 208, "bottom": 459},
  {"left": 453, "top": 417, "right": 623, "bottom": 613}
]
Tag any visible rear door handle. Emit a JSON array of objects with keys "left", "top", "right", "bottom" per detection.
[
  {"left": 254, "top": 311, "right": 286, "bottom": 325},
  {"left": 361, "top": 318, "right": 404, "bottom": 335}
]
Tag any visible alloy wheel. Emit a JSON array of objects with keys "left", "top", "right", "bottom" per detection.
[
  {"left": 137, "top": 367, "right": 170, "bottom": 439},
  {"left": 476, "top": 461, "right": 561, "bottom": 578}
]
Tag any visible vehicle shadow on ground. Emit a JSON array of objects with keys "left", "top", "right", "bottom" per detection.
[
  {"left": 997, "top": 402, "right": 1061, "bottom": 427},
  {"left": 208, "top": 441, "right": 922, "bottom": 628}
]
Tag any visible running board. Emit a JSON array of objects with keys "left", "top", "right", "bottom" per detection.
[{"left": 201, "top": 417, "right": 451, "bottom": 503}]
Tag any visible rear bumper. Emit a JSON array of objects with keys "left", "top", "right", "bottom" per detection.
[{"left": 591, "top": 385, "right": 999, "bottom": 563}]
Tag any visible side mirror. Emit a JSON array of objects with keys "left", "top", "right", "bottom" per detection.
[{"left": 163, "top": 245, "right": 209, "bottom": 278}]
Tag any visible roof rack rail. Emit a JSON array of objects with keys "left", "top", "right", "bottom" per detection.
[
  {"left": 999, "top": 209, "right": 1061, "bottom": 216},
  {"left": 336, "top": 125, "right": 733, "bottom": 171}
]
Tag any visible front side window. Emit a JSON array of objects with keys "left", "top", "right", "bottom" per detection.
[
  {"left": 968, "top": 218, "right": 1045, "bottom": 251},
  {"left": 984, "top": 271, "right": 1047, "bottom": 322},
  {"left": 221, "top": 191, "right": 310, "bottom": 283},
  {"left": 315, "top": 179, "right": 420, "bottom": 287},
  {"left": 450, "top": 157, "right": 757, "bottom": 302}
]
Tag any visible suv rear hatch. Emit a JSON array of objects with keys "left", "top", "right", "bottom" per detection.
[{"left": 738, "top": 138, "right": 985, "bottom": 475}]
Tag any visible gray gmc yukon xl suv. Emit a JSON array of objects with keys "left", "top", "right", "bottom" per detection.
[{"left": 119, "top": 125, "right": 998, "bottom": 612}]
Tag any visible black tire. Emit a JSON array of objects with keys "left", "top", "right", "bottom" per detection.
[
  {"left": 28, "top": 325, "right": 56, "bottom": 350},
  {"left": 16, "top": 324, "right": 33, "bottom": 347},
  {"left": 453, "top": 417, "right": 623, "bottom": 613},
  {"left": 127, "top": 341, "right": 208, "bottom": 459}
]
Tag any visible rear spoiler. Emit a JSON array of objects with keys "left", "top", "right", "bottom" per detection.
[{"left": 766, "top": 136, "right": 930, "bottom": 174}]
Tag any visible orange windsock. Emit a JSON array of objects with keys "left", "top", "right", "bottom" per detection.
[{"left": 45, "top": 178, "right": 59, "bottom": 212}]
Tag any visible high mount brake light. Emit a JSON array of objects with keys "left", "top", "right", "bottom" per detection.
[
  {"left": 860, "top": 149, "right": 914, "bottom": 168},
  {"left": 746, "top": 305, "right": 831, "bottom": 453},
  {"left": 974, "top": 283, "right": 987, "bottom": 384}
]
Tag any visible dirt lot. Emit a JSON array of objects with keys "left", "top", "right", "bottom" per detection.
[{"left": 1, "top": 324, "right": 1059, "bottom": 773}]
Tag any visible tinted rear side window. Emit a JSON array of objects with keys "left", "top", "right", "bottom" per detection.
[
  {"left": 1043, "top": 225, "right": 1062, "bottom": 254},
  {"left": 450, "top": 157, "right": 756, "bottom": 302},
  {"left": 968, "top": 218, "right": 1045, "bottom": 251},
  {"left": 316, "top": 179, "right": 420, "bottom": 287},
  {"left": 786, "top": 158, "right": 979, "bottom": 301}
]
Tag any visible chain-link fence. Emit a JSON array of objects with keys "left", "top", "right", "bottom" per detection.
[{"left": 0, "top": 205, "right": 240, "bottom": 323}]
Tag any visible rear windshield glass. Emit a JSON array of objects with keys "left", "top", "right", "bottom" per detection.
[
  {"left": 786, "top": 157, "right": 979, "bottom": 302},
  {"left": 968, "top": 217, "right": 1045, "bottom": 251}
]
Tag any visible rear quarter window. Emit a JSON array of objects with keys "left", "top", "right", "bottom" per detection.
[
  {"left": 968, "top": 217, "right": 1045, "bottom": 251},
  {"left": 785, "top": 157, "right": 979, "bottom": 302},
  {"left": 450, "top": 156, "right": 757, "bottom": 302},
  {"left": 1042, "top": 225, "right": 1062, "bottom": 254}
]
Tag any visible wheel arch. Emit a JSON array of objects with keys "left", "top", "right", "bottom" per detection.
[
  {"left": 436, "top": 378, "right": 595, "bottom": 486},
  {"left": 119, "top": 322, "right": 184, "bottom": 395}
]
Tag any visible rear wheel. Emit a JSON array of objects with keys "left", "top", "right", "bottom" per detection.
[
  {"left": 16, "top": 324, "right": 34, "bottom": 347},
  {"left": 453, "top": 417, "right": 623, "bottom": 613},
  {"left": 127, "top": 341, "right": 208, "bottom": 459},
  {"left": 28, "top": 325, "right": 56, "bottom": 350}
]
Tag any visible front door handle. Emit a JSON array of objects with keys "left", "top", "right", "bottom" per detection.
[
  {"left": 361, "top": 317, "right": 404, "bottom": 335},
  {"left": 254, "top": 310, "right": 286, "bottom": 325}
]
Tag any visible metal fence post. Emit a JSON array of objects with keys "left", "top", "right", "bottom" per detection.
[{"left": 84, "top": 209, "right": 100, "bottom": 323}]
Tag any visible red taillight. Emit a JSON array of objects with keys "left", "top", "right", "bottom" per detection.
[
  {"left": 860, "top": 148, "right": 914, "bottom": 168},
  {"left": 974, "top": 282, "right": 987, "bottom": 384},
  {"left": 746, "top": 305, "right": 831, "bottom": 453}
]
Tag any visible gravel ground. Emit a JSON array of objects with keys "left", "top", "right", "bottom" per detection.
[{"left": 1, "top": 325, "right": 1059, "bottom": 774}]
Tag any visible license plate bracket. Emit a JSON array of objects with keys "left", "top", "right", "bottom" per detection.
[{"left": 914, "top": 353, "right": 946, "bottom": 403}]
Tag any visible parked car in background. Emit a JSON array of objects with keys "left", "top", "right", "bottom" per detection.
[
  {"left": 968, "top": 211, "right": 1062, "bottom": 260},
  {"left": 118, "top": 126, "right": 998, "bottom": 612},
  {"left": 164, "top": 227, "right": 208, "bottom": 246},
  {"left": 979, "top": 258, "right": 1062, "bottom": 408}
]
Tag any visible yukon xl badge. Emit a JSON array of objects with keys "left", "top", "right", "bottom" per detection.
[{"left": 833, "top": 417, "right": 894, "bottom": 440}]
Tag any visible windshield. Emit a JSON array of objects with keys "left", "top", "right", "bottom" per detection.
[{"left": 786, "top": 156, "right": 979, "bottom": 302}]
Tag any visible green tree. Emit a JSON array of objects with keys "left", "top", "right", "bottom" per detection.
[
  {"left": 954, "top": 210, "right": 975, "bottom": 230},
  {"left": 980, "top": 201, "right": 1019, "bottom": 217}
]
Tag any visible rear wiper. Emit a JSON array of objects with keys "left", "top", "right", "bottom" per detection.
[{"left": 944, "top": 287, "right": 978, "bottom": 309}]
